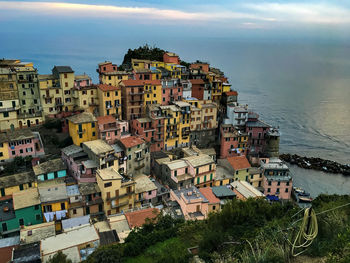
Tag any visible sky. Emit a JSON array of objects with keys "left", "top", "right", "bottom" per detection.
[{"left": 1, "top": 0, "right": 350, "bottom": 75}]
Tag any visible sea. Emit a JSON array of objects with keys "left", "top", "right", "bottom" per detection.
[{"left": 3, "top": 37, "right": 350, "bottom": 197}]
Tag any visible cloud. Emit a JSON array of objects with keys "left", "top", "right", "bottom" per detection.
[
  {"left": 0, "top": 1, "right": 274, "bottom": 23},
  {"left": 246, "top": 2, "right": 350, "bottom": 24}
]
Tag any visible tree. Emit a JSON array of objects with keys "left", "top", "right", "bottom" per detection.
[{"left": 47, "top": 251, "right": 72, "bottom": 263}]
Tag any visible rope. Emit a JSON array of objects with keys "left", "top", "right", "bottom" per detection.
[{"left": 291, "top": 207, "right": 318, "bottom": 257}]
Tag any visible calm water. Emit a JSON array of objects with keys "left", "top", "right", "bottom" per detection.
[{"left": 2, "top": 37, "right": 349, "bottom": 195}]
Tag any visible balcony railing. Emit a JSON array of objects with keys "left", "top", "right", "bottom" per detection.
[
  {"left": 77, "top": 129, "right": 86, "bottom": 134},
  {"left": 0, "top": 106, "right": 19, "bottom": 113}
]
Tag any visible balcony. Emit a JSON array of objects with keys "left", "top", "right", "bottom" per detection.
[
  {"left": 111, "top": 200, "right": 129, "bottom": 209},
  {"left": 42, "top": 94, "right": 53, "bottom": 99},
  {"left": 129, "top": 91, "right": 144, "bottom": 95},
  {"left": 135, "top": 156, "right": 145, "bottom": 162},
  {"left": 0, "top": 106, "right": 20, "bottom": 113},
  {"left": 18, "top": 112, "right": 42, "bottom": 118}
]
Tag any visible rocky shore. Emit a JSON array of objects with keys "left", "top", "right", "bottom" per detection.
[{"left": 280, "top": 153, "right": 350, "bottom": 176}]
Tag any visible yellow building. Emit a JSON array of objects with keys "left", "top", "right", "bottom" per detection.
[
  {"left": 72, "top": 85, "right": 99, "bottom": 114},
  {"left": 68, "top": 112, "right": 98, "bottom": 146},
  {"left": 143, "top": 80, "right": 162, "bottom": 112},
  {"left": 39, "top": 74, "right": 63, "bottom": 118},
  {"left": 0, "top": 171, "right": 37, "bottom": 197},
  {"left": 159, "top": 105, "right": 181, "bottom": 150},
  {"left": 227, "top": 156, "right": 251, "bottom": 181},
  {"left": 172, "top": 101, "right": 191, "bottom": 147},
  {"left": 99, "top": 71, "right": 132, "bottom": 86},
  {"left": 38, "top": 179, "right": 69, "bottom": 232},
  {"left": 51, "top": 66, "right": 76, "bottom": 112},
  {"left": 131, "top": 59, "right": 152, "bottom": 70},
  {"left": 97, "top": 84, "right": 122, "bottom": 119},
  {"left": 222, "top": 82, "right": 231, "bottom": 93},
  {"left": 164, "top": 63, "right": 182, "bottom": 79},
  {"left": 0, "top": 136, "right": 9, "bottom": 162},
  {"left": 96, "top": 167, "right": 136, "bottom": 215},
  {"left": 248, "top": 167, "right": 263, "bottom": 188}
]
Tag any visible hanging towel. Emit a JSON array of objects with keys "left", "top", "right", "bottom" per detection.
[{"left": 44, "top": 212, "right": 50, "bottom": 222}]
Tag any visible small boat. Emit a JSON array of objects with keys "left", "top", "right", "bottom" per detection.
[{"left": 298, "top": 196, "right": 313, "bottom": 203}]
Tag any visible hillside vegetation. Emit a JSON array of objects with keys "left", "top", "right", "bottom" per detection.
[{"left": 85, "top": 195, "right": 350, "bottom": 263}]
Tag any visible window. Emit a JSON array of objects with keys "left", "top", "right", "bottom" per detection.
[
  {"left": 104, "top": 182, "right": 112, "bottom": 188},
  {"left": 19, "top": 184, "right": 24, "bottom": 190},
  {"left": 65, "top": 82, "right": 68, "bottom": 87},
  {"left": 2, "top": 223, "right": 7, "bottom": 232},
  {"left": 92, "top": 132, "right": 96, "bottom": 136},
  {"left": 174, "top": 170, "right": 177, "bottom": 177},
  {"left": 196, "top": 168, "right": 199, "bottom": 174},
  {"left": 36, "top": 214, "right": 41, "bottom": 220},
  {"left": 197, "top": 177, "right": 200, "bottom": 184},
  {"left": 64, "top": 73, "right": 67, "bottom": 78},
  {"left": 276, "top": 188, "right": 280, "bottom": 193},
  {"left": 268, "top": 181, "right": 272, "bottom": 186},
  {"left": 286, "top": 181, "right": 290, "bottom": 186},
  {"left": 204, "top": 175, "right": 207, "bottom": 182},
  {"left": 213, "top": 206, "right": 216, "bottom": 210},
  {"left": 3, "top": 112, "right": 9, "bottom": 118},
  {"left": 73, "top": 209, "right": 77, "bottom": 215},
  {"left": 285, "top": 188, "right": 289, "bottom": 193},
  {"left": 0, "top": 188, "right": 4, "bottom": 196},
  {"left": 27, "top": 230, "right": 32, "bottom": 236},
  {"left": 267, "top": 188, "right": 271, "bottom": 193},
  {"left": 277, "top": 181, "right": 280, "bottom": 186},
  {"left": 61, "top": 203, "right": 66, "bottom": 210},
  {"left": 34, "top": 205, "right": 39, "bottom": 210}
]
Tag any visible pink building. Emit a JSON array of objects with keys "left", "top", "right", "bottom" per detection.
[
  {"left": 74, "top": 74, "right": 92, "bottom": 88},
  {"left": 134, "top": 175, "right": 157, "bottom": 206},
  {"left": 161, "top": 159, "right": 192, "bottom": 190},
  {"left": 6, "top": 130, "right": 45, "bottom": 160},
  {"left": 261, "top": 158, "right": 292, "bottom": 200},
  {"left": 163, "top": 52, "right": 180, "bottom": 64},
  {"left": 97, "top": 61, "right": 117, "bottom": 74},
  {"left": 161, "top": 80, "right": 183, "bottom": 105},
  {"left": 170, "top": 186, "right": 209, "bottom": 220},
  {"left": 245, "top": 112, "right": 270, "bottom": 155},
  {"left": 97, "top": 115, "right": 130, "bottom": 145},
  {"left": 61, "top": 144, "right": 96, "bottom": 183}
]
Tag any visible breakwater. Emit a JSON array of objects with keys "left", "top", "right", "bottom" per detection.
[{"left": 280, "top": 154, "right": 350, "bottom": 176}]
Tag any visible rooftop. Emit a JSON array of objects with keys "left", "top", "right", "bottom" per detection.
[
  {"left": 78, "top": 183, "right": 101, "bottom": 195},
  {"left": 231, "top": 181, "right": 265, "bottom": 199},
  {"left": 262, "top": 158, "right": 289, "bottom": 170},
  {"left": 164, "top": 159, "right": 188, "bottom": 170},
  {"left": 0, "top": 129, "right": 35, "bottom": 143},
  {"left": 82, "top": 160, "right": 98, "bottom": 169},
  {"left": 68, "top": 112, "right": 97, "bottom": 124},
  {"left": 41, "top": 225, "right": 99, "bottom": 257},
  {"left": 75, "top": 74, "right": 90, "bottom": 80},
  {"left": 62, "top": 215, "right": 90, "bottom": 231},
  {"left": 134, "top": 175, "right": 157, "bottom": 194},
  {"left": 137, "top": 117, "right": 152, "bottom": 123},
  {"left": 13, "top": 188, "right": 40, "bottom": 210},
  {"left": 83, "top": 139, "right": 114, "bottom": 155},
  {"left": 53, "top": 66, "right": 74, "bottom": 73},
  {"left": 172, "top": 101, "right": 191, "bottom": 108},
  {"left": 38, "top": 183, "right": 68, "bottom": 203},
  {"left": 125, "top": 208, "right": 160, "bottom": 229},
  {"left": 61, "top": 144, "right": 83, "bottom": 157},
  {"left": 212, "top": 186, "right": 236, "bottom": 198},
  {"left": 0, "top": 197, "right": 15, "bottom": 223},
  {"left": 97, "top": 167, "right": 122, "bottom": 181},
  {"left": 12, "top": 242, "right": 41, "bottom": 263},
  {"left": 99, "top": 230, "right": 119, "bottom": 246},
  {"left": 183, "top": 154, "right": 214, "bottom": 168},
  {"left": 199, "top": 188, "right": 220, "bottom": 204},
  {"left": 246, "top": 120, "right": 271, "bottom": 128},
  {"left": 172, "top": 186, "right": 208, "bottom": 203},
  {"left": 98, "top": 84, "right": 120, "bottom": 92},
  {"left": 33, "top": 158, "right": 66, "bottom": 176},
  {"left": 66, "top": 184, "right": 80, "bottom": 197},
  {"left": 120, "top": 136, "right": 144, "bottom": 149},
  {"left": 97, "top": 115, "right": 117, "bottom": 125},
  {"left": 227, "top": 156, "right": 251, "bottom": 171},
  {"left": 215, "top": 165, "right": 234, "bottom": 181},
  {"left": 0, "top": 171, "right": 35, "bottom": 189}
]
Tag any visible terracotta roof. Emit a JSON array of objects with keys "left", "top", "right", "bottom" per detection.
[
  {"left": 227, "top": 156, "right": 251, "bottom": 171},
  {"left": 120, "top": 136, "right": 144, "bottom": 149},
  {"left": 143, "top": 80, "right": 161, "bottom": 85},
  {"left": 189, "top": 79, "right": 205, "bottom": 85},
  {"left": 125, "top": 208, "right": 159, "bottom": 228},
  {"left": 98, "top": 84, "right": 119, "bottom": 92},
  {"left": 121, "top": 79, "right": 145, "bottom": 86},
  {"left": 97, "top": 115, "right": 117, "bottom": 125},
  {"left": 199, "top": 188, "right": 220, "bottom": 204},
  {"left": 226, "top": 91, "right": 238, "bottom": 96}
]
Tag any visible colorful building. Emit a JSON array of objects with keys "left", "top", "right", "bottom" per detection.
[
  {"left": 97, "top": 84, "right": 122, "bottom": 119},
  {"left": 170, "top": 186, "right": 209, "bottom": 220},
  {"left": 199, "top": 187, "right": 221, "bottom": 214},
  {"left": 227, "top": 156, "right": 251, "bottom": 181},
  {"left": 120, "top": 80, "right": 145, "bottom": 121},
  {"left": 161, "top": 79, "right": 183, "bottom": 105},
  {"left": 161, "top": 159, "right": 192, "bottom": 190},
  {"left": 245, "top": 112, "right": 271, "bottom": 155},
  {"left": 220, "top": 124, "right": 248, "bottom": 158},
  {"left": 0, "top": 188, "right": 43, "bottom": 237},
  {"left": 134, "top": 174, "right": 157, "bottom": 207},
  {"left": 231, "top": 181, "right": 265, "bottom": 200},
  {"left": 96, "top": 167, "right": 136, "bottom": 215},
  {"left": 0, "top": 171, "right": 37, "bottom": 197},
  {"left": 183, "top": 154, "right": 216, "bottom": 188},
  {"left": 78, "top": 183, "right": 104, "bottom": 218},
  {"left": 261, "top": 158, "right": 292, "bottom": 200},
  {"left": 68, "top": 112, "right": 98, "bottom": 146},
  {"left": 72, "top": 84, "right": 99, "bottom": 114},
  {"left": 33, "top": 158, "right": 67, "bottom": 182},
  {"left": 82, "top": 139, "right": 117, "bottom": 170},
  {"left": 119, "top": 136, "right": 150, "bottom": 176}
]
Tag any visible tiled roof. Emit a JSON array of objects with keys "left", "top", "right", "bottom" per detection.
[
  {"left": 12, "top": 188, "right": 40, "bottom": 210},
  {"left": 211, "top": 186, "right": 236, "bottom": 198},
  {"left": 0, "top": 171, "right": 35, "bottom": 189},
  {"left": 143, "top": 80, "right": 161, "bottom": 85},
  {"left": 121, "top": 79, "right": 145, "bottom": 86},
  {"left": 97, "top": 115, "right": 117, "bottom": 125},
  {"left": 199, "top": 188, "right": 220, "bottom": 204},
  {"left": 33, "top": 158, "right": 66, "bottom": 176},
  {"left": 68, "top": 112, "right": 97, "bottom": 124},
  {"left": 98, "top": 84, "right": 120, "bottom": 92},
  {"left": 189, "top": 79, "right": 205, "bottom": 85},
  {"left": 125, "top": 208, "right": 159, "bottom": 229},
  {"left": 53, "top": 66, "right": 74, "bottom": 73},
  {"left": 227, "top": 156, "right": 251, "bottom": 171},
  {"left": 226, "top": 91, "right": 238, "bottom": 96},
  {"left": 120, "top": 136, "right": 144, "bottom": 149}
]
